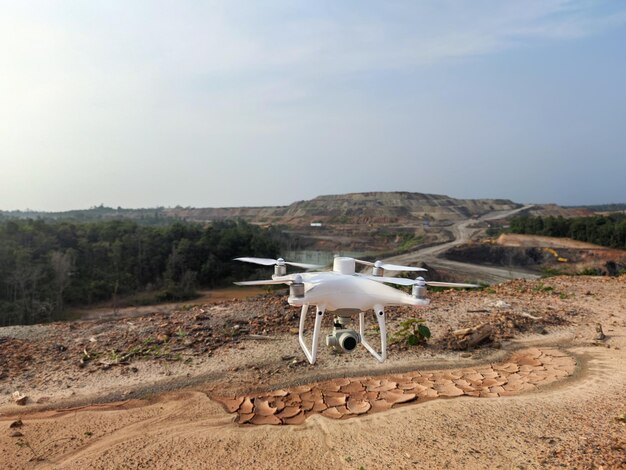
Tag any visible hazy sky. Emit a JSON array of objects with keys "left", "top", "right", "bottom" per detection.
[{"left": 2, "top": 1, "right": 625, "bottom": 211}]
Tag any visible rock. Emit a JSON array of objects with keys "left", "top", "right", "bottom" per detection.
[
  {"left": 339, "top": 381, "right": 365, "bottom": 394},
  {"left": 366, "top": 380, "right": 397, "bottom": 392},
  {"left": 281, "top": 355, "right": 295, "bottom": 361},
  {"left": 282, "top": 411, "right": 307, "bottom": 425},
  {"left": 9, "top": 431, "right": 23, "bottom": 438},
  {"left": 380, "top": 390, "right": 417, "bottom": 404},
  {"left": 595, "top": 323, "right": 606, "bottom": 340},
  {"left": 253, "top": 398, "right": 278, "bottom": 416},
  {"left": 249, "top": 414, "right": 281, "bottom": 425},
  {"left": 12, "top": 391, "right": 28, "bottom": 406},
  {"left": 9, "top": 419, "right": 23, "bottom": 428},
  {"left": 218, "top": 397, "right": 244, "bottom": 413},
  {"left": 277, "top": 406, "right": 301, "bottom": 419},
  {"left": 321, "top": 407, "right": 343, "bottom": 419},
  {"left": 240, "top": 397, "right": 254, "bottom": 414},
  {"left": 346, "top": 399, "right": 371, "bottom": 415},
  {"left": 238, "top": 413, "right": 254, "bottom": 424},
  {"left": 370, "top": 399, "right": 394, "bottom": 413},
  {"left": 324, "top": 394, "right": 347, "bottom": 407}
]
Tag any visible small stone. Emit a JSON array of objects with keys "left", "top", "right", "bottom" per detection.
[
  {"left": 10, "top": 431, "right": 23, "bottom": 438},
  {"left": 12, "top": 391, "right": 28, "bottom": 406},
  {"left": 595, "top": 323, "right": 606, "bottom": 340},
  {"left": 9, "top": 420, "right": 23, "bottom": 428}
]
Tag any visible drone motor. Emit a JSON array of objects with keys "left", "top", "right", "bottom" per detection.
[
  {"left": 274, "top": 261, "right": 287, "bottom": 277},
  {"left": 289, "top": 274, "right": 305, "bottom": 298},
  {"left": 412, "top": 277, "right": 427, "bottom": 300}
]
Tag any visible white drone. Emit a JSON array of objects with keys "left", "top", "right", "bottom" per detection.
[{"left": 234, "top": 256, "right": 477, "bottom": 364}]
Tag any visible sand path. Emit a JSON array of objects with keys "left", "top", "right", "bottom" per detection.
[{"left": 1, "top": 342, "right": 624, "bottom": 469}]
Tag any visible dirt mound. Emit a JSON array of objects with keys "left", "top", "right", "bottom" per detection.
[{"left": 496, "top": 233, "right": 605, "bottom": 249}]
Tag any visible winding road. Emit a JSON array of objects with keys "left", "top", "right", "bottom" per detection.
[{"left": 384, "top": 205, "right": 540, "bottom": 283}]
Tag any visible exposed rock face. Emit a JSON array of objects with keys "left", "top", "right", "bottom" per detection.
[{"left": 163, "top": 192, "right": 521, "bottom": 225}]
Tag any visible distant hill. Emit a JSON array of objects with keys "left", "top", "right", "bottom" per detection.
[
  {"left": 564, "top": 203, "right": 626, "bottom": 212},
  {"left": 0, "top": 191, "right": 602, "bottom": 226},
  {"left": 153, "top": 192, "right": 522, "bottom": 225}
]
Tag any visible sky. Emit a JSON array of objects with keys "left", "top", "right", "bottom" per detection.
[{"left": 1, "top": 0, "right": 625, "bottom": 211}]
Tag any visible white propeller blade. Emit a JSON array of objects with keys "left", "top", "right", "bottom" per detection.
[
  {"left": 234, "top": 257, "right": 322, "bottom": 270},
  {"left": 378, "top": 263, "right": 427, "bottom": 272},
  {"left": 425, "top": 281, "right": 480, "bottom": 288},
  {"left": 365, "top": 276, "right": 479, "bottom": 288},
  {"left": 234, "top": 257, "right": 279, "bottom": 266},
  {"left": 286, "top": 261, "right": 323, "bottom": 270},
  {"left": 361, "top": 275, "right": 416, "bottom": 286},
  {"left": 354, "top": 259, "right": 427, "bottom": 272},
  {"left": 234, "top": 279, "right": 292, "bottom": 286}
]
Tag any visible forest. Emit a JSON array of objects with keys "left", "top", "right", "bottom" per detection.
[
  {"left": 0, "top": 219, "right": 283, "bottom": 326},
  {"left": 508, "top": 213, "right": 626, "bottom": 249}
]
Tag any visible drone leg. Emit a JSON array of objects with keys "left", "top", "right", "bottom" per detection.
[
  {"left": 359, "top": 306, "right": 387, "bottom": 363},
  {"left": 298, "top": 304, "right": 325, "bottom": 364}
]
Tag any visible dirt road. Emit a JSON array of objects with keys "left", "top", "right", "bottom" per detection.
[{"left": 385, "top": 205, "right": 539, "bottom": 283}]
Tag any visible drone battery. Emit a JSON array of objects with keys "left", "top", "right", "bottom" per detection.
[{"left": 333, "top": 257, "right": 356, "bottom": 274}]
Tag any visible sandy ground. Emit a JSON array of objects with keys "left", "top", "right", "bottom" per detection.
[
  {"left": 0, "top": 276, "right": 625, "bottom": 469},
  {"left": 495, "top": 234, "right": 611, "bottom": 250}
]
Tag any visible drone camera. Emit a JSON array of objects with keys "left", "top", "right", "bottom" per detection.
[
  {"left": 326, "top": 328, "right": 361, "bottom": 353},
  {"left": 326, "top": 315, "right": 360, "bottom": 353}
]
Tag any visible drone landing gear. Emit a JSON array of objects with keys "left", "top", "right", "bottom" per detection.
[
  {"left": 298, "top": 304, "right": 387, "bottom": 364},
  {"left": 298, "top": 304, "right": 325, "bottom": 364},
  {"left": 359, "top": 306, "right": 387, "bottom": 363}
]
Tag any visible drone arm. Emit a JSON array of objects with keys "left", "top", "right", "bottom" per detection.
[
  {"left": 298, "top": 304, "right": 325, "bottom": 364},
  {"left": 359, "top": 305, "right": 387, "bottom": 363}
]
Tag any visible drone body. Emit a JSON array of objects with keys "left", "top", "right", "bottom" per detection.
[{"left": 235, "top": 256, "right": 476, "bottom": 364}]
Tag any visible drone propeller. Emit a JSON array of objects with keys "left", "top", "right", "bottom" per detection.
[
  {"left": 366, "top": 275, "right": 479, "bottom": 289},
  {"left": 354, "top": 259, "right": 427, "bottom": 272},
  {"left": 234, "top": 279, "right": 290, "bottom": 286},
  {"left": 234, "top": 274, "right": 301, "bottom": 286},
  {"left": 234, "top": 257, "right": 322, "bottom": 270}
]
